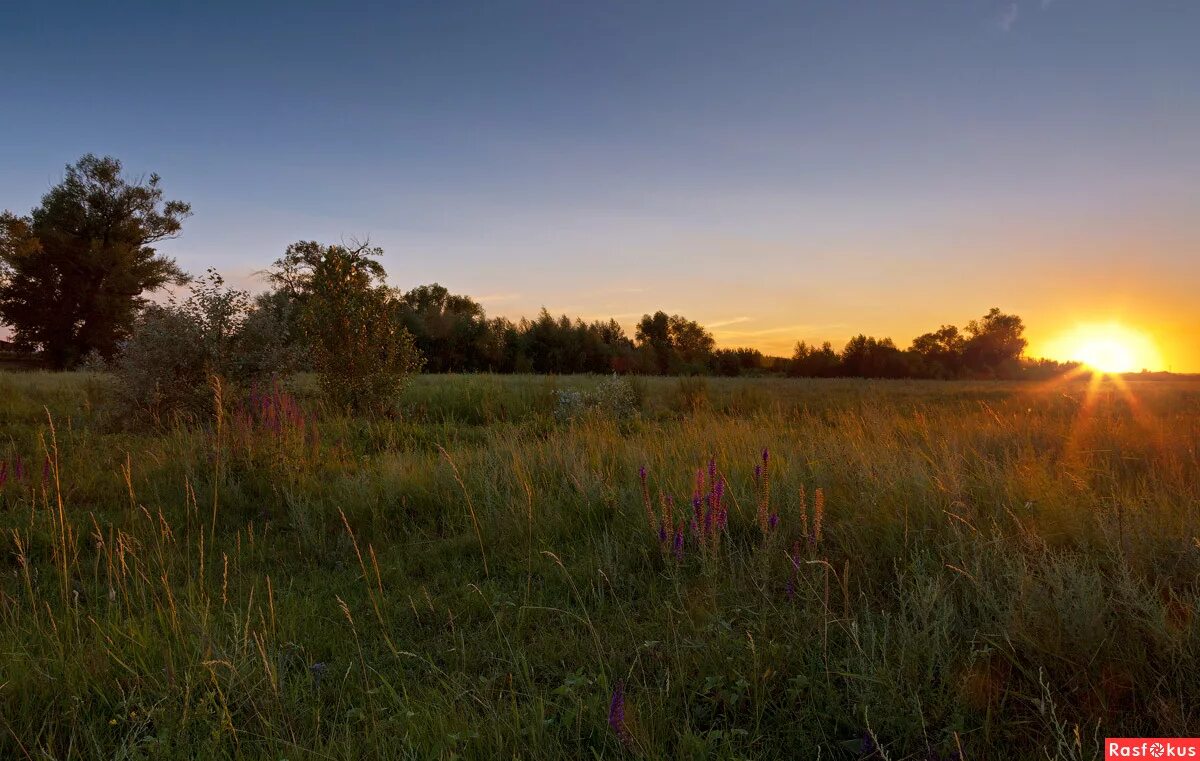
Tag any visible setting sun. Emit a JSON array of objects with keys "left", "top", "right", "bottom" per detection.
[{"left": 1044, "top": 323, "right": 1161, "bottom": 374}]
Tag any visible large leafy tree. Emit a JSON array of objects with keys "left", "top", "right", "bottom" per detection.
[
  {"left": 635, "top": 311, "right": 715, "bottom": 374},
  {"left": 909, "top": 324, "right": 966, "bottom": 378},
  {"left": 397, "top": 283, "right": 488, "bottom": 372},
  {"left": 963, "top": 307, "right": 1027, "bottom": 377},
  {"left": 0, "top": 155, "right": 191, "bottom": 368}
]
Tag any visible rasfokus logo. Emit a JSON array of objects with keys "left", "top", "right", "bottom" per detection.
[{"left": 1107, "top": 739, "right": 1200, "bottom": 759}]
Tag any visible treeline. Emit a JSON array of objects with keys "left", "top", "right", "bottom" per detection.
[
  {"left": 1, "top": 154, "right": 1078, "bottom": 383},
  {"left": 387, "top": 287, "right": 1070, "bottom": 379},
  {"left": 390, "top": 286, "right": 765, "bottom": 376}
]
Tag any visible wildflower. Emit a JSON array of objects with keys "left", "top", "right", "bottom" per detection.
[
  {"left": 672, "top": 524, "right": 685, "bottom": 562},
  {"left": 768, "top": 513, "right": 779, "bottom": 531},
  {"left": 785, "top": 577, "right": 795, "bottom": 601},
  {"left": 608, "top": 679, "right": 634, "bottom": 749},
  {"left": 310, "top": 661, "right": 328, "bottom": 687}
]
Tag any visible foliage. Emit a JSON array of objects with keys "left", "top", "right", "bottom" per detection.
[
  {"left": 787, "top": 308, "right": 1042, "bottom": 380},
  {"left": 0, "top": 155, "right": 190, "bottom": 368},
  {"left": 789, "top": 340, "right": 841, "bottom": 378},
  {"left": 636, "top": 310, "right": 716, "bottom": 374},
  {"left": 293, "top": 279, "right": 1061, "bottom": 381},
  {"left": 397, "top": 283, "right": 492, "bottom": 372},
  {"left": 268, "top": 241, "right": 423, "bottom": 415},
  {"left": 964, "top": 307, "right": 1029, "bottom": 378},
  {"left": 104, "top": 270, "right": 299, "bottom": 424}
]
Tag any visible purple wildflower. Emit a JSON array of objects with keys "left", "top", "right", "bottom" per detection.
[
  {"left": 672, "top": 525, "right": 684, "bottom": 561},
  {"left": 657, "top": 522, "right": 668, "bottom": 543},
  {"left": 608, "top": 679, "right": 633, "bottom": 749},
  {"left": 762, "top": 447, "right": 769, "bottom": 465},
  {"left": 768, "top": 513, "right": 780, "bottom": 530},
  {"left": 638, "top": 465, "right": 646, "bottom": 484}
]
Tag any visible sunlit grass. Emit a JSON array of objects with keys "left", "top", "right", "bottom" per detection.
[{"left": 0, "top": 372, "right": 1198, "bottom": 758}]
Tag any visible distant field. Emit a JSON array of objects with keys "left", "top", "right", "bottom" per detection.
[{"left": 1, "top": 372, "right": 1198, "bottom": 759}]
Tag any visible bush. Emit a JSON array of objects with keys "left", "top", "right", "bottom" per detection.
[
  {"left": 553, "top": 375, "right": 642, "bottom": 424},
  {"left": 591, "top": 374, "right": 640, "bottom": 419},
  {"left": 104, "top": 271, "right": 299, "bottom": 425}
]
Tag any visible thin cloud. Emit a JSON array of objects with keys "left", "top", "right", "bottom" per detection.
[
  {"left": 707, "top": 316, "right": 752, "bottom": 329},
  {"left": 712, "top": 323, "right": 826, "bottom": 338},
  {"left": 998, "top": 2, "right": 1019, "bottom": 31}
]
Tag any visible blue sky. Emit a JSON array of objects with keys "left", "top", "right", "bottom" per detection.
[{"left": 2, "top": 1, "right": 1198, "bottom": 367}]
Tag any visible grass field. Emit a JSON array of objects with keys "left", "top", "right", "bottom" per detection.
[{"left": 1, "top": 372, "right": 1198, "bottom": 759}]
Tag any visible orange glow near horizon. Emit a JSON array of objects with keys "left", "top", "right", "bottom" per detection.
[{"left": 1039, "top": 323, "right": 1162, "bottom": 374}]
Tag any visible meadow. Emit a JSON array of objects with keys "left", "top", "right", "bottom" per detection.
[{"left": 0, "top": 372, "right": 1198, "bottom": 760}]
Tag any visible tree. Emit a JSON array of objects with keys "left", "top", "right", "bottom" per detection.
[
  {"left": 0, "top": 155, "right": 190, "bottom": 368},
  {"left": 397, "top": 284, "right": 489, "bottom": 372},
  {"left": 668, "top": 315, "right": 715, "bottom": 372},
  {"left": 634, "top": 311, "right": 714, "bottom": 374},
  {"left": 635, "top": 311, "right": 673, "bottom": 373},
  {"left": 712, "top": 347, "right": 765, "bottom": 377},
  {"left": 789, "top": 341, "right": 840, "bottom": 377},
  {"left": 963, "top": 308, "right": 1026, "bottom": 378},
  {"left": 839, "top": 335, "right": 911, "bottom": 378},
  {"left": 268, "top": 241, "right": 423, "bottom": 415},
  {"left": 909, "top": 324, "right": 965, "bottom": 378}
]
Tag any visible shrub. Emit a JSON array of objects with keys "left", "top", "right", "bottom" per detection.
[
  {"left": 591, "top": 374, "right": 640, "bottom": 419},
  {"left": 552, "top": 375, "right": 642, "bottom": 424},
  {"left": 105, "top": 270, "right": 299, "bottom": 425}
]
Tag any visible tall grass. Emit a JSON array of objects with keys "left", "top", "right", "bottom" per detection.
[{"left": 0, "top": 372, "right": 1197, "bottom": 759}]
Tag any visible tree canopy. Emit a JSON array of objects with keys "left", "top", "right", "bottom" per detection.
[{"left": 0, "top": 155, "right": 190, "bottom": 368}]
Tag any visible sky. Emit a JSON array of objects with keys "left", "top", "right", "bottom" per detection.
[{"left": 2, "top": 1, "right": 1198, "bottom": 370}]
